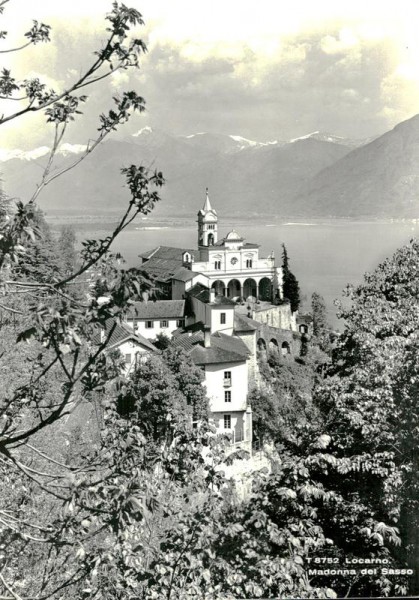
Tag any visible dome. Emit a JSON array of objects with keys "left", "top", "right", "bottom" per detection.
[{"left": 225, "top": 229, "right": 243, "bottom": 241}]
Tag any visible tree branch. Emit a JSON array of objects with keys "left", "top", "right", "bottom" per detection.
[
  {"left": 0, "top": 41, "right": 32, "bottom": 53},
  {"left": 0, "top": 573, "right": 22, "bottom": 600},
  {"left": 24, "top": 442, "right": 74, "bottom": 469}
]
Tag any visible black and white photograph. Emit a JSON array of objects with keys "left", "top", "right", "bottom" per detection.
[{"left": 1, "top": 1, "right": 419, "bottom": 598}]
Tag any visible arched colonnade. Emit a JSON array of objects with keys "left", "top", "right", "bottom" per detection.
[{"left": 211, "top": 277, "right": 272, "bottom": 302}]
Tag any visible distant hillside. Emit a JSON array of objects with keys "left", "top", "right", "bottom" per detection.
[
  {"left": 291, "top": 114, "right": 419, "bottom": 217},
  {"left": 6, "top": 119, "right": 419, "bottom": 218},
  {"left": 0, "top": 129, "right": 353, "bottom": 217}
]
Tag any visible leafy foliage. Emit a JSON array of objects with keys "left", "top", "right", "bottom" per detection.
[
  {"left": 2, "top": 2, "right": 419, "bottom": 598},
  {"left": 0, "top": 4, "right": 167, "bottom": 598},
  {"left": 256, "top": 351, "right": 322, "bottom": 448},
  {"left": 281, "top": 244, "right": 300, "bottom": 312},
  {"left": 307, "top": 239, "right": 419, "bottom": 594},
  {"left": 117, "top": 347, "right": 208, "bottom": 438}
]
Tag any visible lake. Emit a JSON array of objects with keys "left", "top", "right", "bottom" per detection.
[{"left": 89, "top": 218, "right": 419, "bottom": 330}]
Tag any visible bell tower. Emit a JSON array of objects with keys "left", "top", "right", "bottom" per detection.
[{"left": 197, "top": 188, "right": 218, "bottom": 247}]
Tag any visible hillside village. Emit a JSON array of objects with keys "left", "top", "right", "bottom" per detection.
[
  {"left": 3, "top": 3, "right": 419, "bottom": 598},
  {"left": 102, "top": 191, "right": 312, "bottom": 453}
]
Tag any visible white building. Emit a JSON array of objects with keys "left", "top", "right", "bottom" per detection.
[
  {"left": 133, "top": 191, "right": 305, "bottom": 451},
  {"left": 173, "top": 327, "right": 252, "bottom": 450},
  {"left": 125, "top": 299, "right": 185, "bottom": 340},
  {"left": 168, "top": 279, "right": 252, "bottom": 450},
  {"left": 140, "top": 191, "right": 283, "bottom": 304},
  {"left": 92, "top": 318, "right": 158, "bottom": 374},
  {"left": 191, "top": 191, "right": 283, "bottom": 301}
]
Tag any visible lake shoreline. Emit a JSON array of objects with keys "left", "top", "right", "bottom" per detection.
[{"left": 45, "top": 211, "right": 419, "bottom": 232}]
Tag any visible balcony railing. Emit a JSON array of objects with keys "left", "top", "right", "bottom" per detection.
[
  {"left": 225, "top": 428, "right": 245, "bottom": 444},
  {"left": 223, "top": 379, "right": 232, "bottom": 387}
]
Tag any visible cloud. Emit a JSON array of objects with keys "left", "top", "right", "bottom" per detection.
[
  {"left": 320, "top": 28, "right": 359, "bottom": 55},
  {"left": 2, "top": 1, "right": 419, "bottom": 150},
  {"left": 134, "top": 27, "right": 419, "bottom": 140},
  {"left": 110, "top": 70, "right": 131, "bottom": 89}
]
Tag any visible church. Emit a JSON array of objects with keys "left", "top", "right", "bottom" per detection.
[
  {"left": 127, "top": 191, "right": 306, "bottom": 452},
  {"left": 139, "top": 189, "right": 284, "bottom": 305}
]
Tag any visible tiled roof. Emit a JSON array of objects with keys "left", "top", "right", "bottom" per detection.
[
  {"left": 172, "top": 329, "right": 249, "bottom": 365},
  {"left": 187, "top": 283, "right": 236, "bottom": 306},
  {"left": 138, "top": 258, "right": 183, "bottom": 282},
  {"left": 91, "top": 319, "right": 157, "bottom": 352},
  {"left": 213, "top": 240, "right": 259, "bottom": 249},
  {"left": 138, "top": 246, "right": 198, "bottom": 282},
  {"left": 172, "top": 267, "right": 196, "bottom": 282},
  {"left": 139, "top": 246, "right": 198, "bottom": 261},
  {"left": 234, "top": 313, "right": 258, "bottom": 332},
  {"left": 127, "top": 300, "right": 185, "bottom": 320},
  {"left": 192, "top": 332, "right": 249, "bottom": 365},
  {"left": 139, "top": 247, "right": 161, "bottom": 260},
  {"left": 173, "top": 321, "right": 205, "bottom": 335},
  {"left": 172, "top": 331, "right": 204, "bottom": 352}
]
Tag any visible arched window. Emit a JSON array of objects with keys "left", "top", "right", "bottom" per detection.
[
  {"left": 281, "top": 341, "right": 290, "bottom": 357},
  {"left": 257, "top": 338, "right": 267, "bottom": 352}
]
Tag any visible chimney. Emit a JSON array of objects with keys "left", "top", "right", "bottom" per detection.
[
  {"left": 209, "top": 288, "right": 216, "bottom": 303},
  {"left": 204, "top": 328, "right": 211, "bottom": 348}
]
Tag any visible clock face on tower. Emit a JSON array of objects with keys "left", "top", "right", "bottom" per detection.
[{"left": 230, "top": 257, "right": 238, "bottom": 265}]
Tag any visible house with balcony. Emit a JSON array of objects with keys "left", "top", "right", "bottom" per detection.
[{"left": 172, "top": 326, "right": 252, "bottom": 451}]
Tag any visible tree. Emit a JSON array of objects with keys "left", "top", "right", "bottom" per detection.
[
  {"left": 249, "top": 387, "right": 280, "bottom": 445},
  {"left": 281, "top": 243, "right": 300, "bottom": 312},
  {"left": 311, "top": 292, "right": 327, "bottom": 337},
  {"left": 152, "top": 331, "right": 171, "bottom": 350},
  {"left": 0, "top": 2, "right": 161, "bottom": 449},
  {"left": 58, "top": 225, "right": 78, "bottom": 276},
  {"left": 311, "top": 291, "right": 331, "bottom": 352},
  {"left": 257, "top": 350, "right": 322, "bottom": 448},
  {"left": 306, "top": 239, "right": 419, "bottom": 596},
  {"left": 162, "top": 346, "right": 209, "bottom": 422},
  {"left": 13, "top": 208, "right": 64, "bottom": 283},
  {"left": 119, "top": 354, "right": 192, "bottom": 441},
  {"left": 118, "top": 347, "right": 209, "bottom": 437},
  {"left": 0, "top": 4, "right": 166, "bottom": 598}
]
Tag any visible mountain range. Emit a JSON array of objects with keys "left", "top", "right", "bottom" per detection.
[{"left": 1, "top": 115, "right": 419, "bottom": 219}]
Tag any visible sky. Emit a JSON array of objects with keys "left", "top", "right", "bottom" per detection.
[{"left": 2, "top": 0, "right": 419, "bottom": 149}]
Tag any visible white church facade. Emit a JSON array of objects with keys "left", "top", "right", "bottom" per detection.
[{"left": 169, "top": 190, "right": 284, "bottom": 303}]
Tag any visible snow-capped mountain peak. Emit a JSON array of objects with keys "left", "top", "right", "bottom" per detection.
[
  {"left": 289, "top": 131, "right": 366, "bottom": 147},
  {"left": 184, "top": 132, "right": 206, "bottom": 139},
  {"left": 229, "top": 134, "right": 260, "bottom": 147},
  {"left": 229, "top": 134, "right": 279, "bottom": 150},
  {"left": 132, "top": 126, "right": 153, "bottom": 137},
  {"left": 290, "top": 131, "right": 321, "bottom": 143},
  {"left": 0, "top": 144, "right": 87, "bottom": 162}
]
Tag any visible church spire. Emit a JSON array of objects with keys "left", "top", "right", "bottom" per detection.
[
  {"left": 203, "top": 187, "right": 212, "bottom": 212},
  {"left": 197, "top": 187, "right": 218, "bottom": 247}
]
